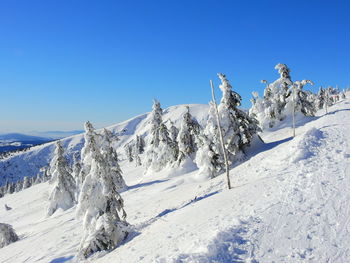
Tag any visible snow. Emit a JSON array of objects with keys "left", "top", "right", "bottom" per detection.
[{"left": 1, "top": 98, "right": 350, "bottom": 262}]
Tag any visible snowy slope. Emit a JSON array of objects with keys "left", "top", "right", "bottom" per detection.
[
  {"left": 0, "top": 104, "right": 209, "bottom": 185},
  {"left": 0, "top": 98, "right": 350, "bottom": 262}
]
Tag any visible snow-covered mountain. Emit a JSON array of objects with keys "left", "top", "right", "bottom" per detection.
[
  {"left": 0, "top": 133, "right": 52, "bottom": 153},
  {"left": 0, "top": 104, "right": 209, "bottom": 186},
  {"left": 0, "top": 97, "right": 349, "bottom": 262}
]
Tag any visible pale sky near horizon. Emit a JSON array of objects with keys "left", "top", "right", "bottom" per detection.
[{"left": 1, "top": 0, "right": 349, "bottom": 133}]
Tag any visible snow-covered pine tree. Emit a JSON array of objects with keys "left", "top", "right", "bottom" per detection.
[
  {"left": 15, "top": 180, "right": 23, "bottom": 192},
  {"left": 0, "top": 223, "right": 19, "bottom": 248},
  {"left": 287, "top": 80, "right": 316, "bottom": 116},
  {"left": 148, "top": 99, "right": 163, "bottom": 148},
  {"left": 22, "top": 176, "right": 31, "bottom": 189},
  {"left": 216, "top": 73, "right": 260, "bottom": 163},
  {"left": 177, "top": 106, "right": 201, "bottom": 165},
  {"left": 169, "top": 121, "right": 179, "bottom": 143},
  {"left": 8, "top": 182, "right": 15, "bottom": 194},
  {"left": 316, "top": 87, "right": 326, "bottom": 109},
  {"left": 124, "top": 143, "right": 134, "bottom": 163},
  {"left": 144, "top": 99, "right": 167, "bottom": 172},
  {"left": 135, "top": 135, "right": 145, "bottom": 154},
  {"left": 77, "top": 123, "right": 128, "bottom": 259},
  {"left": 47, "top": 141, "right": 76, "bottom": 216},
  {"left": 101, "top": 128, "right": 127, "bottom": 191},
  {"left": 77, "top": 121, "right": 96, "bottom": 189},
  {"left": 194, "top": 130, "right": 219, "bottom": 179},
  {"left": 267, "top": 63, "right": 293, "bottom": 123},
  {"left": 195, "top": 101, "right": 223, "bottom": 178},
  {"left": 34, "top": 173, "right": 42, "bottom": 184},
  {"left": 72, "top": 152, "right": 82, "bottom": 179}
]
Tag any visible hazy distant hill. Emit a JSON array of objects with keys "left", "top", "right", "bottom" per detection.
[{"left": 0, "top": 133, "right": 52, "bottom": 153}]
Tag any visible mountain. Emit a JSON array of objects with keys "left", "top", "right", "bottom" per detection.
[
  {"left": 0, "top": 97, "right": 349, "bottom": 262},
  {"left": 0, "top": 104, "right": 209, "bottom": 185},
  {"left": 0, "top": 133, "right": 53, "bottom": 153}
]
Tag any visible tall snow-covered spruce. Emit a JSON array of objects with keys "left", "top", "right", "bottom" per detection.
[
  {"left": 77, "top": 122, "right": 128, "bottom": 259},
  {"left": 144, "top": 100, "right": 177, "bottom": 173},
  {"left": 47, "top": 141, "right": 76, "bottom": 216},
  {"left": 176, "top": 106, "right": 201, "bottom": 166},
  {"left": 195, "top": 73, "right": 260, "bottom": 178}
]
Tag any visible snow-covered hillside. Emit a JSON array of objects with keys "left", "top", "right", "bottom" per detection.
[
  {"left": 0, "top": 97, "right": 349, "bottom": 262},
  {"left": 0, "top": 104, "right": 209, "bottom": 185}
]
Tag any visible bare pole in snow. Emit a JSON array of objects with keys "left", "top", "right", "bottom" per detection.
[
  {"left": 325, "top": 88, "right": 328, "bottom": 114},
  {"left": 210, "top": 80, "right": 232, "bottom": 190},
  {"left": 292, "top": 83, "right": 296, "bottom": 137}
]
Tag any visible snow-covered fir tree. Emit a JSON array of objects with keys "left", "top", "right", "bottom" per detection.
[
  {"left": 144, "top": 100, "right": 176, "bottom": 172},
  {"left": 196, "top": 74, "right": 260, "bottom": 178},
  {"left": 316, "top": 87, "right": 326, "bottom": 109},
  {"left": 176, "top": 106, "right": 201, "bottom": 165},
  {"left": 135, "top": 135, "right": 145, "bottom": 154},
  {"left": 101, "top": 128, "right": 127, "bottom": 191},
  {"left": 124, "top": 143, "right": 134, "bottom": 162},
  {"left": 0, "top": 223, "right": 19, "bottom": 248},
  {"left": 15, "top": 180, "right": 23, "bottom": 192},
  {"left": 22, "top": 176, "right": 31, "bottom": 189},
  {"left": 77, "top": 122, "right": 128, "bottom": 259},
  {"left": 286, "top": 80, "right": 316, "bottom": 116},
  {"left": 217, "top": 73, "right": 260, "bottom": 163},
  {"left": 250, "top": 63, "right": 317, "bottom": 129},
  {"left": 195, "top": 101, "right": 223, "bottom": 176},
  {"left": 77, "top": 121, "right": 96, "bottom": 189},
  {"left": 194, "top": 130, "right": 219, "bottom": 179},
  {"left": 72, "top": 153, "right": 82, "bottom": 179},
  {"left": 47, "top": 141, "right": 76, "bottom": 216}
]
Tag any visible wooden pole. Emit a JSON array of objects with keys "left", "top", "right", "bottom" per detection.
[
  {"left": 292, "top": 84, "right": 296, "bottom": 137},
  {"left": 210, "top": 80, "right": 232, "bottom": 190}
]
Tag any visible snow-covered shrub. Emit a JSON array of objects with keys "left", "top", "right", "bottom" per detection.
[
  {"left": 0, "top": 223, "right": 19, "bottom": 248},
  {"left": 47, "top": 141, "right": 76, "bottom": 216}
]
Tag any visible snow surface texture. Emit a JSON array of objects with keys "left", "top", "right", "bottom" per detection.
[{"left": 1, "top": 98, "right": 350, "bottom": 262}]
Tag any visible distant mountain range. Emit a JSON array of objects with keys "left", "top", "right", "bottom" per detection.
[{"left": 0, "top": 130, "right": 83, "bottom": 153}]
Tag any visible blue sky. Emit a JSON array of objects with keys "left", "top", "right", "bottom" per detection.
[{"left": 0, "top": 0, "right": 349, "bottom": 133}]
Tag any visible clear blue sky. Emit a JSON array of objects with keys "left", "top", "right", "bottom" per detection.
[{"left": 1, "top": 0, "right": 349, "bottom": 133}]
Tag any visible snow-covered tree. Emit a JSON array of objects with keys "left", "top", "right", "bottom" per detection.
[
  {"left": 47, "top": 141, "right": 76, "bottom": 216},
  {"left": 135, "top": 135, "right": 145, "bottom": 154},
  {"left": 177, "top": 106, "right": 201, "bottom": 164},
  {"left": 194, "top": 131, "right": 219, "bottom": 179},
  {"left": 15, "top": 180, "right": 23, "bottom": 192},
  {"left": 144, "top": 100, "right": 176, "bottom": 172},
  {"left": 196, "top": 74, "right": 260, "bottom": 178},
  {"left": 217, "top": 73, "right": 260, "bottom": 163},
  {"left": 124, "top": 143, "right": 134, "bottom": 163},
  {"left": 195, "top": 101, "right": 223, "bottom": 175},
  {"left": 77, "top": 123, "right": 128, "bottom": 259},
  {"left": 72, "top": 152, "right": 82, "bottom": 179},
  {"left": 316, "top": 87, "right": 326, "bottom": 109},
  {"left": 22, "top": 176, "right": 31, "bottom": 189},
  {"left": 77, "top": 121, "right": 96, "bottom": 189},
  {"left": 34, "top": 174, "right": 42, "bottom": 184},
  {"left": 0, "top": 223, "right": 19, "bottom": 248},
  {"left": 100, "top": 128, "right": 127, "bottom": 191},
  {"left": 286, "top": 80, "right": 316, "bottom": 116}
]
